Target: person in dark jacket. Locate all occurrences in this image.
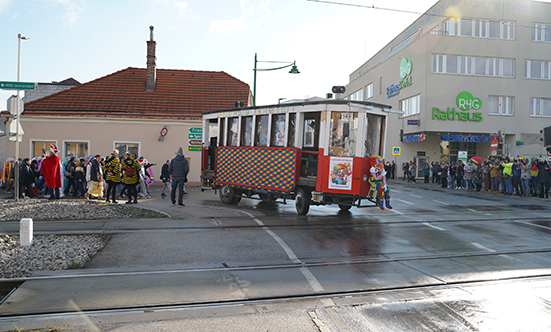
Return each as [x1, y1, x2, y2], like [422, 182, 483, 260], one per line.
[122, 152, 141, 204]
[104, 149, 121, 203]
[536, 158, 550, 198]
[85, 155, 104, 200]
[160, 160, 171, 198]
[19, 158, 35, 198]
[169, 147, 190, 206]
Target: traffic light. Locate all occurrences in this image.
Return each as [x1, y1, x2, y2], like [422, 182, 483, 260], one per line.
[540, 126, 551, 146]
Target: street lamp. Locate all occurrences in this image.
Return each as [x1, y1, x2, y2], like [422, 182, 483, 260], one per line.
[14, 33, 30, 201]
[253, 53, 299, 106]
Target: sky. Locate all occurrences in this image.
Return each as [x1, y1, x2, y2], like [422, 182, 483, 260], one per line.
[0, 0, 542, 110]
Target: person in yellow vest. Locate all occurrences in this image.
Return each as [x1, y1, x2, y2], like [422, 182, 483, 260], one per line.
[104, 149, 121, 203]
[122, 152, 141, 204]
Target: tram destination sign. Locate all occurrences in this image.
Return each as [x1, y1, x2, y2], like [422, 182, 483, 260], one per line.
[0, 81, 37, 91]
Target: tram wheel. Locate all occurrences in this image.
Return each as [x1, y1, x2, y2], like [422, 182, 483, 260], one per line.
[338, 204, 352, 211]
[295, 188, 311, 215]
[219, 185, 237, 204]
[231, 195, 242, 204]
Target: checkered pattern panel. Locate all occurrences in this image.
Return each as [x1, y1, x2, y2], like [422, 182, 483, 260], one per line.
[216, 147, 296, 192]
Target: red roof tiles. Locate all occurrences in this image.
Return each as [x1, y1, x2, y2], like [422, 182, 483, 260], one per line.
[23, 67, 250, 119]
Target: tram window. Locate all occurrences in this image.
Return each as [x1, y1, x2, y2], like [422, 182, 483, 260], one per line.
[219, 118, 225, 146]
[365, 114, 383, 157]
[241, 116, 253, 146]
[304, 119, 316, 148]
[271, 114, 286, 147]
[329, 112, 358, 157]
[287, 113, 296, 147]
[228, 117, 239, 146]
[255, 115, 268, 146]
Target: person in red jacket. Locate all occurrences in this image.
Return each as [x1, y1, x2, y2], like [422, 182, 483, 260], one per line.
[41, 144, 61, 199]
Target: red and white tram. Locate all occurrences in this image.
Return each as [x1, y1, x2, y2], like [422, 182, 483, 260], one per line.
[200, 100, 392, 215]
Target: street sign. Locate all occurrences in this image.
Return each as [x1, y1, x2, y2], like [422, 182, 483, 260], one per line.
[8, 120, 24, 142]
[188, 139, 202, 146]
[7, 95, 23, 116]
[189, 127, 202, 134]
[188, 146, 202, 152]
[189, 133, 202, 140]
[0, 81, 37, 91]
[407, 119, 419, 126]
[392, 146, 401, 156]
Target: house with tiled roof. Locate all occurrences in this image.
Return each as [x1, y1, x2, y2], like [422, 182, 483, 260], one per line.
[4, 27, 251, 185]
[24, 78, 81, 103]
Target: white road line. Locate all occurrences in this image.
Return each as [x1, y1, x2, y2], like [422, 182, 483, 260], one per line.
[409, 194, 422, 198]
[422, 222, 446, 231]
[515, 220, 551, 231]
[391, 209, 403, 215]
[467, 208, 477, 213]
[239, 210, 326, 292]
[434, 200, 450, 205]
[472, 242, 520, 261]
[396, 199, 414, 205]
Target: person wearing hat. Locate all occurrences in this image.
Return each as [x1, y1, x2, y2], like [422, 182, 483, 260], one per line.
[169, 147, 189, 206]
[41, 144, 62, 199]
[160, 159, 172, 198]
[104, 149, 121, 203]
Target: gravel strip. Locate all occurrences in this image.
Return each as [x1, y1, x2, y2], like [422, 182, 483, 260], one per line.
[0, 200, 165, 278]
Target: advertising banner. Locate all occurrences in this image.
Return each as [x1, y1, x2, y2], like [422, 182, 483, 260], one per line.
[328, 157, 353, 191]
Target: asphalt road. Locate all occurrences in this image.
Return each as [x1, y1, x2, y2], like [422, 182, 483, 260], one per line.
[1, 181, 551, 331]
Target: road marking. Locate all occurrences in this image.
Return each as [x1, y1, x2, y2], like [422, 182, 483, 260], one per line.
[468, 208, 492, 216]
[409, 194, 422, 198]
[422, 222, 445, 231]
[391, 209, 403, 215]
[434, 200, 450, 205]
[515, 220, 551, 231]
[467, 208, 477, 213]
[239, 211, 326, 292]
[396, 199, 413, 205]
[472, 242, 520, 261]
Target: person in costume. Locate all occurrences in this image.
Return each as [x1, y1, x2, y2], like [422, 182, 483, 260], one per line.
[41, 144, 61, 199]
[104, 149, 121, 203]
[368, 156, 392, 210]
[122, 152, 141, 204]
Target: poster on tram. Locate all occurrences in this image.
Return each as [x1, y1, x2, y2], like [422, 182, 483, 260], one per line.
[328, 157, 353, 191]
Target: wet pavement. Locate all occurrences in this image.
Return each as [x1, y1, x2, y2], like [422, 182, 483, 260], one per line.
[1, 181, 551, 331]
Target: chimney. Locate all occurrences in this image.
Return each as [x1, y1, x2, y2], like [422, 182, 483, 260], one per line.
[145, 26, 157, 91]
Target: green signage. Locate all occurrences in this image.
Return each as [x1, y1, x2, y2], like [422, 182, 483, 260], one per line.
[0, 81, 37, 91]
[433, 91, 483, 122]
[188, 146, 202, 152]
[189, 127, 202, 134]
[189, 133, 202, 140]
[399, 58, 413, 79]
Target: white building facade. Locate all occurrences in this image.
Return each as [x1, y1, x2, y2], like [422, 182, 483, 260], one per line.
[346, 0, 551, 174]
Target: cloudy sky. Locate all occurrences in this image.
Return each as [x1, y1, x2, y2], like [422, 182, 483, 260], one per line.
[1, 0, 541, 109]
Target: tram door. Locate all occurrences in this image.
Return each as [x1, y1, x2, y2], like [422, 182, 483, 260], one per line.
[301, 112, 321, 177]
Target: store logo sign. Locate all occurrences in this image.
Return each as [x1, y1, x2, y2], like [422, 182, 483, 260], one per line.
[432, 91, 483, 122]
[387, 58, 413, 98]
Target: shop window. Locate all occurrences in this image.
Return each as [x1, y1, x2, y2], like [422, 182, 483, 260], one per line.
[241, 116, 253, 146]
[270, 114, 286, 147]
[329, 112, 358, 157]
[64, 141, 89, 159]
[227, 117, 239, 146]
[32, 141, 56, 158]
[255, 115, 268, 147]
[115, 142, 139, 157]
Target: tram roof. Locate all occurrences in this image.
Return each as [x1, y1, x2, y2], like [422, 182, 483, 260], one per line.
[202, 99, 393, 116]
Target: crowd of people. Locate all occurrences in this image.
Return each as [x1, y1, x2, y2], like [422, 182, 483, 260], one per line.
[401, 156, 551, 198]
[2, 144, 173, 204]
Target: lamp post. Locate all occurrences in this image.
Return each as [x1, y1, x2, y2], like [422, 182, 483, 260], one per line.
[14, 33, 30, 201]
[253, 53, 299, 106]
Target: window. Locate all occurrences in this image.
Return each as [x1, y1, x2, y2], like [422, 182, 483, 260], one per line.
[64, 141, 89, 159]
[444, 18, 514, 40]
[255, 115, 268, 147]
[241, 116, 253, 146]
[532, 23, 551, 42]
[525, 60, 551, 79]
[227, 117, 238, 146]
[488, 96, 514, 116]
[530, 98, 551, 117]
[32, 141, 56, 158]
[270, 114, 286, 147]
[329, 112, 358, 157]
[287, 113, 296, 147]
[366, 83, 373, 99]
[432, 54, 514, 78]
[350, 89, 363, 101]
[400, 95, 420, 117]
[115, 142, 139, 157]
[365, 114, 384, 157]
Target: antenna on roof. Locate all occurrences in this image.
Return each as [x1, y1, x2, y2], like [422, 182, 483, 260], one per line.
[149, 26, 154, 41]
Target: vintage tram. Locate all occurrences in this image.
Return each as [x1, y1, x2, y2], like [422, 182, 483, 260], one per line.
[200, 99, 393, 215]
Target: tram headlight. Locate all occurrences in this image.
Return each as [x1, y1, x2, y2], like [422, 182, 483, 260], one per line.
[363, 175, 368, 182]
